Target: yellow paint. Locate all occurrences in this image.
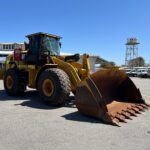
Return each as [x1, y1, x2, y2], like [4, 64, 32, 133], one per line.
[52, 57, 81, 91]
[82, 54, 90, 77]
[52, 54, 91, 91]
[5, 54, 14, 70]
[6, 75, 14, 89]
[42, 79, 54, 96]
[28, 69, 38, 88]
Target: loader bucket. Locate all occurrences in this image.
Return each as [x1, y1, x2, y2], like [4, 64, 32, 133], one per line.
[75, 69, 149, 126]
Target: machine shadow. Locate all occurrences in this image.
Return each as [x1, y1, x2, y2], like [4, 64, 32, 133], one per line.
[19, 94, 76, 110]
[62, 111, 106, 124]
[0, 89, 76, 110]
[0, 89, 31, 101]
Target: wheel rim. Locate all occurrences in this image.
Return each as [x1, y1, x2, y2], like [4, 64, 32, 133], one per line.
[6, 75, 14, 89]
[42, 79, 54, 97]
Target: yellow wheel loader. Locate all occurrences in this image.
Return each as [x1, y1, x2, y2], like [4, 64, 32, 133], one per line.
[0, 32, 149, 126]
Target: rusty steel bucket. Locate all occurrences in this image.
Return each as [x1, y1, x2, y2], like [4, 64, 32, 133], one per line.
[75, 69, 149, 126]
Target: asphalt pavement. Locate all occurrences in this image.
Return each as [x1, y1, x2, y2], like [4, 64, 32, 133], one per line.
[0, 78, 150, 150]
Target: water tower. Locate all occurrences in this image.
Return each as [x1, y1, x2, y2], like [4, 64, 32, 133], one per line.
[125, 38, 139, 66]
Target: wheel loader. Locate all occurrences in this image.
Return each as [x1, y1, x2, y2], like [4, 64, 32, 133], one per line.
[0, 32, 149, 126]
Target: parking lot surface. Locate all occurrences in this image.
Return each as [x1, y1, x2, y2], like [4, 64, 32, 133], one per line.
[0, 78, 150, 150]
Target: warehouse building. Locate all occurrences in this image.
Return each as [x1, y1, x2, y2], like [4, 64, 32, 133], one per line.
[0, 42, 25, 62]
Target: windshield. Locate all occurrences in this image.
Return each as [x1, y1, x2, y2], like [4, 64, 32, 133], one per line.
[41, 36, 60, 55]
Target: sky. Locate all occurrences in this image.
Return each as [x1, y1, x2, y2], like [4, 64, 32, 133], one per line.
[0, 0, 150, 65]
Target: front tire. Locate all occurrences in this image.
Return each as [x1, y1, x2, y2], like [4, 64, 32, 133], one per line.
[37, 68, 71, 106]
[4, 69, 26, 96]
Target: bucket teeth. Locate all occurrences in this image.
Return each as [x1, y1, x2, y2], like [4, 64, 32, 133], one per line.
[135, 105, 145, 112]
[111, 119, 120, 127]
[106, 103, 149, 126]
[145, 103, 150, 107]
[121, 111, 132, 120]
[132, 108, 141, 114]
[131, 105, 141, 114]
[115, 113, 127, 123]
[125, 109, 137, 117]
[140, 104, 149, 109]
[113, 118, 120, 123]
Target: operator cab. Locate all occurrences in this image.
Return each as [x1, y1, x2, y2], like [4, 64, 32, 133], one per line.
[25, 32, 61, 65]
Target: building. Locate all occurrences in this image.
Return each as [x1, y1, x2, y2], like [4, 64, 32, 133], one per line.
[0, 42, 25, 65]
[0, 42, 25, 51]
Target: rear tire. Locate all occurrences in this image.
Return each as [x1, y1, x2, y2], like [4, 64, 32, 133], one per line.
[37, 68, 71, 106]
[4, 69, 26, 96]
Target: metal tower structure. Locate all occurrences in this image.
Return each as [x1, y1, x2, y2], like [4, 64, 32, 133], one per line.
[125, 38, 139, 66]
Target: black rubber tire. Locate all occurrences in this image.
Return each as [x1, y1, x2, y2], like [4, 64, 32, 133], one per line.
[37, 68, 71, 106]
[4, 69, 26, 96]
